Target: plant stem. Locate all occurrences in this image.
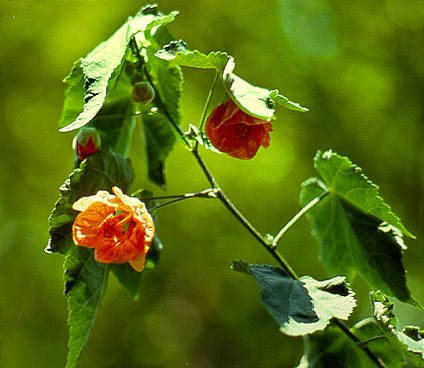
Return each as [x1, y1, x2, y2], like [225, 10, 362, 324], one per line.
[129, 37, 190, 147]
[332, 320, 388, 368]
[272, 191, 329, 249]
[148, 188, 217, 211]
[197, 70, 219, 132]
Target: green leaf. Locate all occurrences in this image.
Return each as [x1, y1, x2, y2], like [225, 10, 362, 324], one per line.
[300, 150, 416, 304]
[371, 291, 424, 367]
[142, 112, 176, 188]
[222, 57, 275, 120]
[296, 318, 406, 368]
[232, 262, 356, 336]
[64, 247, 108, 368]
[314, 150, 413, 238]
[269, 89, 309, 112]
[59, 5, 178, 132]
[155, 40, 230, 70]
[141, 18, 183, 187]
[46, 150, 134, 255]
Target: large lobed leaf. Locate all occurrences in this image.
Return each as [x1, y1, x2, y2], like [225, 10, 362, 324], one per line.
[46, 150, 134, 255]
[232, 262, 356, 336]
[64, 247, 108, 368]
[371, 291, 424, 367]
[59, 5, 178, 133]
[300, 150, 417, 305]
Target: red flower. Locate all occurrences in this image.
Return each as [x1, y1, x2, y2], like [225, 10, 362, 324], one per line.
[72, 186, 154, 272]
[205, 97, 273, 159]
[72, 127, 101, 160]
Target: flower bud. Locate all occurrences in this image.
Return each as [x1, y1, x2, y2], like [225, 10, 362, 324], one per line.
[72, 127, 101, 160]
[132, 81, 155, 104]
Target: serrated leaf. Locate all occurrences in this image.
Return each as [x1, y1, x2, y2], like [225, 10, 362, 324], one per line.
[269, 89, 309, 112]
[223, 57, 275, 121]
[64, 247, 108, 368]
[155, 40, 230, 70]
[46, 150, 134, 255]
[314, 150, 413, 238]
[300, 150, 416, 305]
[232, 262, 356, 336]
[59, 6, 178, 132]
[296, 318, 404, 368]
[371, 291, 424, 367]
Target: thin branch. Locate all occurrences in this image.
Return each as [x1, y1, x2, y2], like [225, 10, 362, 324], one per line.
[148, 188, 217, 211]
[197, 69, 219, 132]
[272, 191, 329, 249]
[332, 320, 388, 368]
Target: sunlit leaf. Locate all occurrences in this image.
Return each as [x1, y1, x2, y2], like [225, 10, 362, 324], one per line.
[371, 291, 424, 367]
[269, 89, 309, 112]
[59, 5, 178, 132]
[46, 151, 134, 255]
[222, 57, 275, 120]
[155, 40, 230, 70]
[232, 262, 356, 336]
[64, 247, 108, 368]
[300, 150, 417, 305]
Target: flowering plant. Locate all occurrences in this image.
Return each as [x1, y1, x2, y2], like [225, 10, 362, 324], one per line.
[46, 4, 423, 368]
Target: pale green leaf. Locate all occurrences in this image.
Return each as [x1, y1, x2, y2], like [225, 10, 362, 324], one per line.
[223, 57, 275, 120]
[269, 89, 309, 112]
[155, 40, 230, 70]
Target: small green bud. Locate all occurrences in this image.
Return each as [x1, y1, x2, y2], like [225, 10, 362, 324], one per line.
[132, 81, 155, 104]
[72, 127, 101, 160]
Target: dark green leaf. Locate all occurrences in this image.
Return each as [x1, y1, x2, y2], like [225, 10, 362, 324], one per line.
[232, 262, 356, 336]
[296, 318, 405, 368]
[141, 19, 182, 187]
[142, 112, 176, 188]
[155, 40, 230, 70]
[371, 291, 424, 367]
[46, 150, 134, 254]
[300, 150, 416, 305]
[64, 247, 108, 368]
[59, 6, 178, 132]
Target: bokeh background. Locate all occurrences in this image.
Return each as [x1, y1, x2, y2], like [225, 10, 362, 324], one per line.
[1, 1, 423, 367]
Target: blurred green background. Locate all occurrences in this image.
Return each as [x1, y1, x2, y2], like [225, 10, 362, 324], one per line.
[1, 1, 423, 367]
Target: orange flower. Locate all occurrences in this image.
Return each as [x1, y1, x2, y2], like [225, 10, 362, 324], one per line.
[205, 97, 273, 160]
[72, 186, 154, 272]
